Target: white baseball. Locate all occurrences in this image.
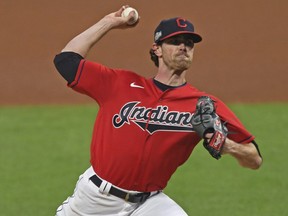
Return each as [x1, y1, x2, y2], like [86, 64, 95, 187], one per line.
[121, 7, 139, 25]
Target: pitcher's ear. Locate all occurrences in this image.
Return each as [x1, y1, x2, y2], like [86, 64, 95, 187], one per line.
[152, 43, 162, 57]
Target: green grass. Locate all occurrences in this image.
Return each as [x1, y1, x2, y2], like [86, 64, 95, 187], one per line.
[0, 103, 287, 216]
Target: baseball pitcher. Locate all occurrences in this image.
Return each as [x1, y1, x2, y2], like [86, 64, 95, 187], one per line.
[53, 5, 262, 216]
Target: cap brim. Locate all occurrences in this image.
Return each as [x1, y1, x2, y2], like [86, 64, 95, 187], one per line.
[160, 31, 202, 43]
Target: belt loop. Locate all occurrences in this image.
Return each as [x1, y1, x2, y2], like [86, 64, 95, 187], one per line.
[125, 193, 130, 201]
[104, 182, 112, 195]
[99, 180, 112, 195]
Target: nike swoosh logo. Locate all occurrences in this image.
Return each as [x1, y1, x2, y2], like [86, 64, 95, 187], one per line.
[130, 82, 144, 89]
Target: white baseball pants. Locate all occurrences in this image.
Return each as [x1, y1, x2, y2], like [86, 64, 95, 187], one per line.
[56, 166, 188, 216]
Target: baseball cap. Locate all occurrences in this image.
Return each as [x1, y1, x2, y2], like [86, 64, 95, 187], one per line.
[154, 17, 202, 44]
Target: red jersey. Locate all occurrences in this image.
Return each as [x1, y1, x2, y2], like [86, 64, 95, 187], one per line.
[69, 60, 254, 192]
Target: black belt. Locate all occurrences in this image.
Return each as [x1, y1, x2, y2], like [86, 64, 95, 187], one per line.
[89, 175, 151, 203]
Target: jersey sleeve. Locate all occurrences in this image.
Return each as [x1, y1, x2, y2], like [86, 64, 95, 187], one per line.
[212, 97, 255, 144]
[53, 52, 84, 84]
[68, 60, 120, 105]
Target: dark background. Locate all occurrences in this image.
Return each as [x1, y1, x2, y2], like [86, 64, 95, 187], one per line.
[1, 0, 287, 105]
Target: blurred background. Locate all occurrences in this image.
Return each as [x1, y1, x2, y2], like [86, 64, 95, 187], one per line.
[1, 0, 287, 105]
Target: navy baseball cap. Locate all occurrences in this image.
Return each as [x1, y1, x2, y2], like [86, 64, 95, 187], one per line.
[154, 17, 202, 44]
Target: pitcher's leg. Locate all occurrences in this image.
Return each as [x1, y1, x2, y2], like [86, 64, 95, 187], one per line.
[131, 192, 188, 216]
[55, 167, 139, 216]
[55, 174, 84, 216]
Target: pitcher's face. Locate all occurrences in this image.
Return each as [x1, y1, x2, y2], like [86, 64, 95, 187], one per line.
[160, 35, 195, 71]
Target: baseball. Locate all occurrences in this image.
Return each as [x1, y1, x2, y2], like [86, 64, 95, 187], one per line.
[121, 7, 139, 25]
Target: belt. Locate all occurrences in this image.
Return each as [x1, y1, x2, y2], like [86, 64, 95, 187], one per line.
[89, 175, 151, 203]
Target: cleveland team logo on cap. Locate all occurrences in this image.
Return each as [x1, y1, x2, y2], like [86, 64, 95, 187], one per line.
[176, 18, 188, 28]
[154, 17, 202, 44]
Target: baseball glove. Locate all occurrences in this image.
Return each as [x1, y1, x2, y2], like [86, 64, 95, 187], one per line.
[191, 96, 228, 159]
